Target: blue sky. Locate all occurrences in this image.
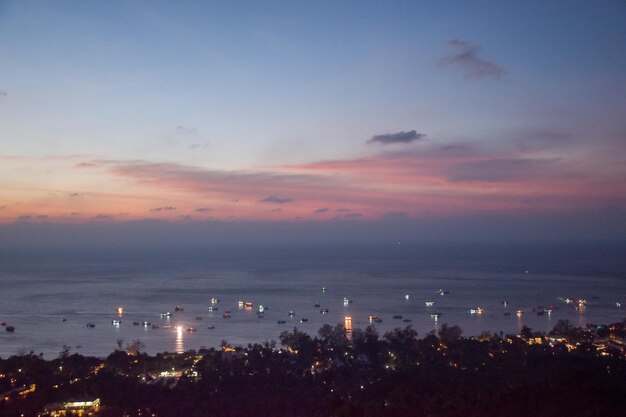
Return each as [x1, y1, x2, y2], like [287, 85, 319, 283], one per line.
[0, 1, 625, 244]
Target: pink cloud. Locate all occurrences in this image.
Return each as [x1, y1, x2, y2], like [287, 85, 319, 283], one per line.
[71, 141, 625, 223]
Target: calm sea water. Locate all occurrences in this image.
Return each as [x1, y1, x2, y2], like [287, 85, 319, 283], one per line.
[0, 243, 624, 358]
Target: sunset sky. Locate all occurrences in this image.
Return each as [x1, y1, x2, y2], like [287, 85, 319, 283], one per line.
[1, 1, 625, 245]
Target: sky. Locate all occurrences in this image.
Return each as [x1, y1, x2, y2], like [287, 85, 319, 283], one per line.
[0, 1, 625, 246]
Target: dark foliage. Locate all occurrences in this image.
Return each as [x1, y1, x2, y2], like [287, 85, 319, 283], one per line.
[1, 321, 625, 417]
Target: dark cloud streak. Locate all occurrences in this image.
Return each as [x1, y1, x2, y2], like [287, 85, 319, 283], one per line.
[261, 196, 293, 204]
[367, 130, 426, 145]
[439, 39, 505, 79]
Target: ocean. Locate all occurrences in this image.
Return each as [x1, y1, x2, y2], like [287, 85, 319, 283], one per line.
[0, 242, 624, 358]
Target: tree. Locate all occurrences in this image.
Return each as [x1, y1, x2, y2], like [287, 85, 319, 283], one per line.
[279, 327, 316, 365]
[384, 326, 419, 368]
[551, 319, 575, 337]
[438, 323, 462, 344]
[520, 325, 533, 340]
[58, 345, 71, 359]
[318, 324, 348, 351]
[126, 339, 145, 356]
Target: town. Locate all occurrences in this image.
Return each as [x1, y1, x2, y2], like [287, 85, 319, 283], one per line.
[1, 319, 625, 417]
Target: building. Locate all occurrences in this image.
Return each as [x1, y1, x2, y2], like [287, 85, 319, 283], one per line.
[38, 398, 101, 416]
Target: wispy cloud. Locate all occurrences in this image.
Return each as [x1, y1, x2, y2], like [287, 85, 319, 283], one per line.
[176, 126, 197, 134]
[367, 130, 426, 145]
[93, 214, 114, 220]
[150, 206, 177, 212]
[439, 39, 505, 79]
[69, 192, 82, 197]
[15, 214, 48, 221]
[73, 132, 625, 222]
[261, 196, 293, 204]
[75, 162, 98, 168]
[445, 157, 561, 182]
[190, 143, 210, 150]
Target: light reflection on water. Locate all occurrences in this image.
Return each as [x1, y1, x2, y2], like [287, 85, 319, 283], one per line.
[175, 326, 184, 354]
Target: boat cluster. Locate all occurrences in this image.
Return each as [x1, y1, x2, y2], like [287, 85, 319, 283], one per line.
[1, 321, 15, 333]
[25, 287, 621, 338]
